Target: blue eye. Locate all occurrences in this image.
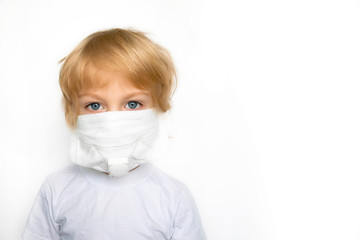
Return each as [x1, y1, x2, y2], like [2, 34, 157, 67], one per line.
[126, 101, 140, 109]
[88, 103, 102, 111]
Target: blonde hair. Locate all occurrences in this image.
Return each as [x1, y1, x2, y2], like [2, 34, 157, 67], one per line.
[59, 28, 177, 128]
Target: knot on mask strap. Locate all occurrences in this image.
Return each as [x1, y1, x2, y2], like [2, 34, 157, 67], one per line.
[107, 157, 129, 177]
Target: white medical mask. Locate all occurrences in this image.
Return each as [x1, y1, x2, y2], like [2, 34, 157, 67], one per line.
[70, 109, 160, 177]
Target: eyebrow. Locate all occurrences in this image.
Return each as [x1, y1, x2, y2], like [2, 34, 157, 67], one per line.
[79, 91, 149, 99]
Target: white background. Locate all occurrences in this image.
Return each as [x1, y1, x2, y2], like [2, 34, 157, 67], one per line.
[1, 0, 360, 239]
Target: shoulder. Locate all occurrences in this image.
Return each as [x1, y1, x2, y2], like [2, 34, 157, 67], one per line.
[143, 164, 196, 215]
[147, 164, 188, 193]
[40, 164, 83, 197]
[142, 164, 191, 205]
[46, 164, 81, 183]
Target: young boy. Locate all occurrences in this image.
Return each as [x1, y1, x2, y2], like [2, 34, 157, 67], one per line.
[22, 28, 206, 240]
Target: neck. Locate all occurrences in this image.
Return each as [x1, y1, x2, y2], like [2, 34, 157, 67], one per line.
[102, 165, 140, 175]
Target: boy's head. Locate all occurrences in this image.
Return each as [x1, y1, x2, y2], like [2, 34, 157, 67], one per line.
[59, 28, 176, 128]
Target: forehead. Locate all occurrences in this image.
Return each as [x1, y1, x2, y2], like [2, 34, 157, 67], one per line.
[80, 63, 146, 93]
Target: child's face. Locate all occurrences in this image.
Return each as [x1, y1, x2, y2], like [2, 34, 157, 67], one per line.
[78, 69, 153, 115]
